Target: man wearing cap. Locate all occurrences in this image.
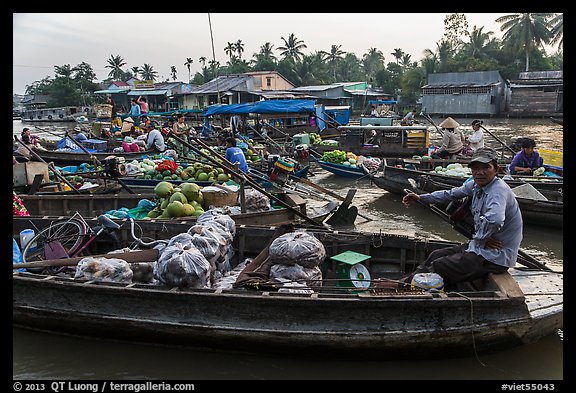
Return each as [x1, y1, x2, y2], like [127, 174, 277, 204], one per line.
[432, 117, 466, 159]
[144, 122, 166, 153]
[466, 120, 485, 153]
[402, 147, 523, 288]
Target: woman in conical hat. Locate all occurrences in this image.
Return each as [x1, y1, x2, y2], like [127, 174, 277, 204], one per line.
[438, 116, 460, 129]
[432, 117, 465, 159]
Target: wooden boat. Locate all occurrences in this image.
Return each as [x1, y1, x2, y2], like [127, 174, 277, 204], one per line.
[311, 125, 431, 158]
[415, 175, 563, 229]
[12, 217, 562, 358]
[34, 147, 157, 167]
[315, 160, 365, 178]
[365, 159, 563, 197]
[15, 191, 336, 227]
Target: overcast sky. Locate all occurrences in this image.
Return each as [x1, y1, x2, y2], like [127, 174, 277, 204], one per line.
[13, 13, 530, 95]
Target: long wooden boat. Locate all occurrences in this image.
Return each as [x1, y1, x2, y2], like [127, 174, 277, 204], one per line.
[415, 175, 563, 229]
[35, 148, 157, 167]
[12, 217, 563, 358]
[315, 160, 365, 178]
[15, 191, 336, 227]
[365, 160, 563, 197]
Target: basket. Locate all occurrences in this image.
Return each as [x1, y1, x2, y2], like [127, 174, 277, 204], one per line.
[94, 104, 113, 118]
[202, 189, 238, 208]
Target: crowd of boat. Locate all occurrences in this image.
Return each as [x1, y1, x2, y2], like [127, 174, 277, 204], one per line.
[12, 105, 563, 358]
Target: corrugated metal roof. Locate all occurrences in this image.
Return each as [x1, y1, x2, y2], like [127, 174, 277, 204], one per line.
[194, 75, 251, 94]
[421, 82, 496, 88]
[127, 89, 170, 96]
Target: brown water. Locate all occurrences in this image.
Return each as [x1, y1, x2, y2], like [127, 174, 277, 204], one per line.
[12, 118, 564, 381]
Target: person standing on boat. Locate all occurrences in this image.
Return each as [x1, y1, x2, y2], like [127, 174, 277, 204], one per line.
[172, 114, 193, 156]
[402, 147, 522, 289]
[509, 138, 543, 175]
[129, 98, 142, 125]
[145, 122, 166, 153]
[225, 137, 249, 173]
[230, 114, 243, 136]
[432, 117, 465, 159]
[465, 119, 485, 154]
[137, 96, 148, 115]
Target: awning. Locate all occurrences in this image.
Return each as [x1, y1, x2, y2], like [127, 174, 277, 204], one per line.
[127, 89, 170, 96]
[204, 99, 316, 116]
[94, 89, 129, 94]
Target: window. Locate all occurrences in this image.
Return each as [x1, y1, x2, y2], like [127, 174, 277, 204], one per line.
[266, 77, 272, 88]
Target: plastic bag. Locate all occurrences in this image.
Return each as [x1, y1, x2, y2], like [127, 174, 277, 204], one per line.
[268, 231, 326, 268]
[154, 242, 211, 288]
[13, 238, 25, 272]
[270, 264, 322, 288]
[196, 209, 237, 237]
[244, 188, 270, 212]
[74, 257, 133, 283]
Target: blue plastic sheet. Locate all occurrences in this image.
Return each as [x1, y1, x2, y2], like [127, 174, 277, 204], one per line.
[13, 238, 25, 272]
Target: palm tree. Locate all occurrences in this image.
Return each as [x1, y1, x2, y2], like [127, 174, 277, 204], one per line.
[140, 64, 158, 81]
[461, 26, 494, 59]
[105, 55, 126, 80]
[224, 42, 236, 61]
[235, 39, 245, 59]
[130, 66, 141, 79]
[184, 57, 193, 82]
[323, 44, 346, 81]
[170, 66, 177, 81]
[391, 48, 404, 64]
[362, 48, 385, 81]
[496, 13, 554, 72]
[549, 13, 563, 50]
[199, 56, 207, 67]
[277, 33, 307, 61]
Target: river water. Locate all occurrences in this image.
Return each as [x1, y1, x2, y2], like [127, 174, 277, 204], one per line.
[12, 118, 564, 381]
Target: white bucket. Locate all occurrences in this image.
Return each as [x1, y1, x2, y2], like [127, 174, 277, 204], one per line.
[20, 229, 36, 250]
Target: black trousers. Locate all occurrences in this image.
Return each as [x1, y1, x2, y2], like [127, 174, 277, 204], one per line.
[416, 244, 508, 286]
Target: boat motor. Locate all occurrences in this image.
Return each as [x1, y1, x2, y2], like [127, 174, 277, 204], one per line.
[101, 156, 127, 177]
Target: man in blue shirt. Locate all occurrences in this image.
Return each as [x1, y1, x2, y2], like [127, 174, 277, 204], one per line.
[224, 137, 249, 173]
[402, 147, 523, 287]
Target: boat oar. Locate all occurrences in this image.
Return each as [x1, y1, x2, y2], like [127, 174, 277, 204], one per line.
[402, 185, 556, 272]
[479, 125, 516, 156]
[169, 132, 324, 227]
[420, 112, 443, 137]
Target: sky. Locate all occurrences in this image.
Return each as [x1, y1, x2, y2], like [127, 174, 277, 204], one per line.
[13, 13, 535, 95]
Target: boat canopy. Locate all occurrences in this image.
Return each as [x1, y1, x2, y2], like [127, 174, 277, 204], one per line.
[368, 100, 397, 105]
[204, 99, 316, 116]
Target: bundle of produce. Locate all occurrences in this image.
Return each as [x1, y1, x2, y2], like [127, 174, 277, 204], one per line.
[321, 150, 347, 164]
[146, 181, 205, 219]
[269, 264, 322, 288]
[74, 257, 133, 283]
[244, 188, 270, 212]
[359, 156, 382, 171]
[268, 231, 326, 269]
[154, 241, 211, 288]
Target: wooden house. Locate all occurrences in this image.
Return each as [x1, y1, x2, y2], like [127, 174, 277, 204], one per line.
[420, 71, 508, 117]
[508, 71, 563, 117]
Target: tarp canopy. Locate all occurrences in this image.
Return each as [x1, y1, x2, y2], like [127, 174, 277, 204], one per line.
[204, 99, 316, 116]
[368, 100, 397, 105]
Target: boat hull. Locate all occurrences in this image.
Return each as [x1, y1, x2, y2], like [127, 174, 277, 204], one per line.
[316, 160, 365, 178]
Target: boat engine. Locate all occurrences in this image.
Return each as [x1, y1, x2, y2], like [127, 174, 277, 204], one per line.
[101, 155, 127, 177]
[267, 155, 297, 185]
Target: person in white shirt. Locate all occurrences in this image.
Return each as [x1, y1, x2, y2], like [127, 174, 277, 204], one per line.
[467, 120, 485, 152]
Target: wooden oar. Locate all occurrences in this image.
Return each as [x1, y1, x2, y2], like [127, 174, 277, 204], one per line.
[402, 186, 557, 272]
[420, 112, 443, 136]
[479, 125, 516, 156]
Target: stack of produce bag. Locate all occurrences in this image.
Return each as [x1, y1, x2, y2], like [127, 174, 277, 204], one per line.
[74, 257, 133, 283]
[267, 231, 325, 290]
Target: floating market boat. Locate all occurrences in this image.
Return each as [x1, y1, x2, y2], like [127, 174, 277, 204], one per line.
[365, 158, 563, 197]
[12, 217, 563, 358]
[315, 160, 365, 178]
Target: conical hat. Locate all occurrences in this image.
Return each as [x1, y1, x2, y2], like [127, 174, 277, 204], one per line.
[439, 117, 460, 129]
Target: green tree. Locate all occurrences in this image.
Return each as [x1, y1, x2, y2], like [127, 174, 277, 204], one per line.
[362, 48, 385, 81]
[549, 13, 563, 51]
[224, 42, 236, 61]
[322, 44, 346, 81]
[251, 42, 277, 71]
[277, 33, 307, 62]
[443, 13, 469, 51]
[105, 55, 126, 80]
[140, 64, 158, 81]
[391, 48, 404, 64]
[496, 13, 554, 71]
[184, 57, 194, 82]
[170, 66, 177, 81]
[235, 39, 245, 59]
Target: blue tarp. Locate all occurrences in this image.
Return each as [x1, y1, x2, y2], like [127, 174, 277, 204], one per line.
[204, 99, 316, 116]
[368, 100, 397, 105]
